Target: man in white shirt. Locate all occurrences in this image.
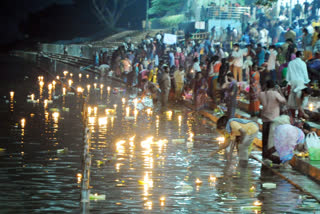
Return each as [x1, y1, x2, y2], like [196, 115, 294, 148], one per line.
[267, 45, 278, 82]
[259, 27, 269, 46]
[286, 51, 310, 84]
[231, 44, 247, 82]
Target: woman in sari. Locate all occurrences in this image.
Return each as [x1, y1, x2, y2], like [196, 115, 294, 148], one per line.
[274, 124, 305, 167]
[193, 71, 208, 110]
[249, 63, 261, 116]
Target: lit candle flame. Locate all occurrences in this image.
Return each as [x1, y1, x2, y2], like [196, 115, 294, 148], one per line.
[56, 75, 60, 80]
[87, 84, 91, 92]
[79, 73, 82, 79]
[126, 107, 130, 117]
[52, 112, 60, 122]
[133, 98, 138, 108]
[309, 103, 314, 111]
[77, 87, 83, 93]
[253, 200, 262, 206]
[86, 74, 90, 79]
[20, 118, 26, 128]
[93, 107, 98, 115]
[10, 91, 14, 98]
[88, 107, 92, 115]
[44, 99, 48, 108]
[217, 136, 225, 144]
[122, 98, 126, 104]
[68, 79, 73, 87]
[77, 173, 82, 183]
[98, 117, 108, 126]
[30, 94, 34, 101]
[209, 175, 216, 182]
[107, 86, 111, 92]
[62, 87, 66, 95]
[100, 84, 104, 89]
[48, 83, 52, 91]
[52, 80, 56, 87]
[195, 178, 202, 185]
[63, 71, 68, 76]
[70, 73, 73, 77]
[94, 83, 97, 89]
[39, 81, 44, 87]
[160, 197, 166, 206]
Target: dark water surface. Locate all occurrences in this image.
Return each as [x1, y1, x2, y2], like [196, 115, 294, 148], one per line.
[0, 55, 319, 213]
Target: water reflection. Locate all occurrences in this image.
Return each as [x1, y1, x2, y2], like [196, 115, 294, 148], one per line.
[2, 58, 319, 213]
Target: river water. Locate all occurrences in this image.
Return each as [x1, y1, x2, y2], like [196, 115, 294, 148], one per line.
[0, 55, 319, 213]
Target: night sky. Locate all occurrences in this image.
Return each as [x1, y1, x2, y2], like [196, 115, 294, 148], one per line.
[0, 0, 146, 46]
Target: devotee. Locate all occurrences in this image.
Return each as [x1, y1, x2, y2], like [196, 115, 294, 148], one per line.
[248, 63, 261, 117]
[231, 44, 247, 82]
[258, 80, 286, 159]
[173, 66, 185, 101]
[273, 124, 306, 168]
[286, 51, 310, 84]
[222, 72, 238, 119]
[212, 116, 259, 167]
[301, 28, 313, 60]
[193, 71, 208, 110]
[159, 64, 171, 110]
[287, 80, 312, 120]
[141, 77, 161, 109]
[266, 45, 278, 83]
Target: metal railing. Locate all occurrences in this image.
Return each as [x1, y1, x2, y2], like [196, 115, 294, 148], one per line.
[207, 6, 250, 20]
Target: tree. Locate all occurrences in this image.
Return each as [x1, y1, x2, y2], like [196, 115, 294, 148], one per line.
[149, 0, 185, 17]
[91, 0, 135, 29]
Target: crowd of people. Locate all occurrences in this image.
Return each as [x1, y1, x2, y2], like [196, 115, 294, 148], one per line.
[93, 7, 320, 167]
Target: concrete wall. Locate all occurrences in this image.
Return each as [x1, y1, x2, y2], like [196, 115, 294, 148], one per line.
[41, 43, 110, 60]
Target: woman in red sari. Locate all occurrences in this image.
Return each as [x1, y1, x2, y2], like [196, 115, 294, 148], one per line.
[193, 71, 208, 110]
[249, 63, 261, 116]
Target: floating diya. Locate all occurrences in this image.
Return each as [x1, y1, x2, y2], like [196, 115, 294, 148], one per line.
[76, 173, 82, 183]
[77, 87, 83, 93]
[209, 175, 217, 182]
[195, 178, 202, 185]
[68, 79, 73, 87]
[39, 81, 44, 87]
[308, 103, 314, 111]
[160, 197, 166, 206]
[20, 118, 26, 128]
[253, 200, 262, 206]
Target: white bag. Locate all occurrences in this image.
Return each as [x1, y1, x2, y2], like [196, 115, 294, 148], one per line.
[305, 132, 320, 149]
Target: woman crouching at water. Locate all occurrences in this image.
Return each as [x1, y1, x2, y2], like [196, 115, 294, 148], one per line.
[211, 116, 259, 167]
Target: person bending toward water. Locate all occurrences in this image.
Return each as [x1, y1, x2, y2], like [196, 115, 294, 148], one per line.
[211, 116, 259, 167]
